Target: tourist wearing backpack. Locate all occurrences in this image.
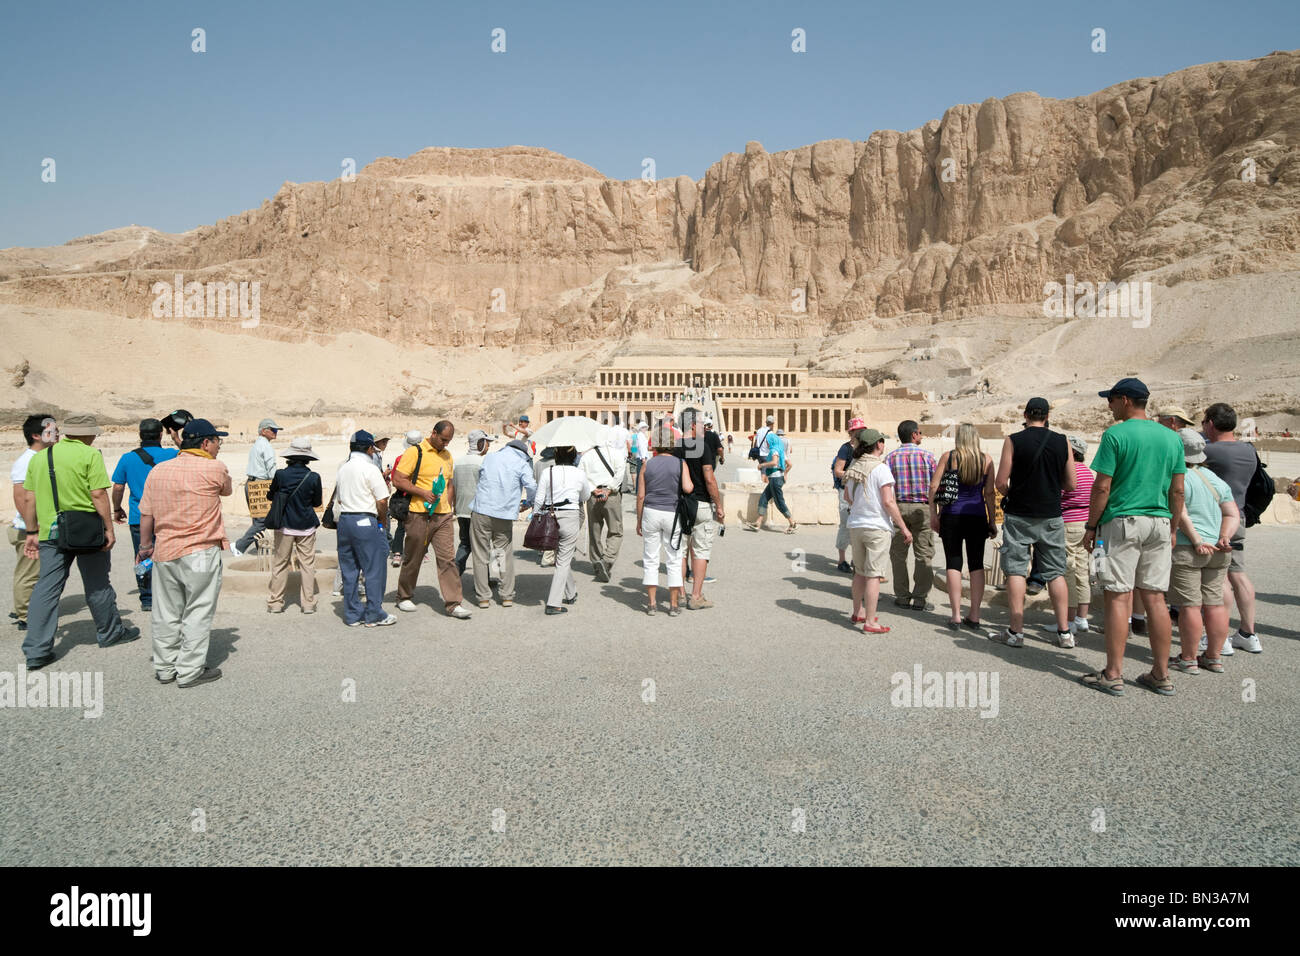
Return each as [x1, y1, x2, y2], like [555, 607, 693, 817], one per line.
[110, 418, 179, 612]
[1203, 402, 1265, 653]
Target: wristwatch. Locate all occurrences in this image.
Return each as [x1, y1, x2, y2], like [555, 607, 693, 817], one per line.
[1084, 524, 1098, 531]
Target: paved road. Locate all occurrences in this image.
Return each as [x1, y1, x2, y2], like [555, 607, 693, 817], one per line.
[2, 510, 1296, 865]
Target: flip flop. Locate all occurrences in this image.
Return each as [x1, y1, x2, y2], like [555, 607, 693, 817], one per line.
[862, 621, 891, 634]
[785, 524, 798, 534]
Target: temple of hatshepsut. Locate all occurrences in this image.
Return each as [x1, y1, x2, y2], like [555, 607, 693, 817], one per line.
[527, 357, 928, 435]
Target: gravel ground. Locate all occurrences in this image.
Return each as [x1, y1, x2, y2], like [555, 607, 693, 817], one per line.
[2, 485, 1296, 866]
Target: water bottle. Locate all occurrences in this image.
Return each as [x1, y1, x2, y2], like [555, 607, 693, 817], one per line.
[1089, 538, 1106, 588]
[135, 557, 153, 577]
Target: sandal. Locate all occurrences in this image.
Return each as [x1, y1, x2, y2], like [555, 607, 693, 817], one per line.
[850, 612, 866, 624]
[1197, 654, 1225, 674]
[785, 524, 797, 534]
[1136, 671, 1176, 696]
[862, 620, 891, 634]
[945, 620, 961, 631]
[960, 618, 983, 631]
[1168, 656, 1200, 675]
[1079, 670, 1125, 696]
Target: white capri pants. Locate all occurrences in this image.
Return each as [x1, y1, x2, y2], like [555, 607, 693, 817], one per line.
[641, 506, 685, 587]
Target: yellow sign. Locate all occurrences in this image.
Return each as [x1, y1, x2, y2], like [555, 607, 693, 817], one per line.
[246, 479, 273, 519]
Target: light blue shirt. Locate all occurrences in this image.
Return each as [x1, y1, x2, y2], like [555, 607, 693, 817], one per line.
[1179, 465, 1234, 546]
[246, 435, 276, 479]
[469, 442, 537, 520]
[762, 435, 786, 476]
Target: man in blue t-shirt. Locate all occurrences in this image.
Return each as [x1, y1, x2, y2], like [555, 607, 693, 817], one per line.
[111, 418, 179, 611]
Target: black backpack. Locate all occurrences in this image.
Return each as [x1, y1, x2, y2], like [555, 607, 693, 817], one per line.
[1243, 452, 1275, 527]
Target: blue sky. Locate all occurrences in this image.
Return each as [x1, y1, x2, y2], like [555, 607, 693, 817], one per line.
[1, 0, 1295, 247]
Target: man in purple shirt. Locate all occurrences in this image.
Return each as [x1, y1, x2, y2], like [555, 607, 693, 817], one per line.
[884, 420, 937, 609]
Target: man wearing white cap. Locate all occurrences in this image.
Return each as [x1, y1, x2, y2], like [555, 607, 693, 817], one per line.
[233, 416, 280, 555]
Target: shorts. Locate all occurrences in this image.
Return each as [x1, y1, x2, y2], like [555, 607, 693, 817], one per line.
[1168, 544, 1230, 607]
[850, 527, 891, 578]
[689, 504, 717, 560]
[1228, 526, 1245, 574]
[1097, 515, 1172, 593]
[999, 513, 1067, 581]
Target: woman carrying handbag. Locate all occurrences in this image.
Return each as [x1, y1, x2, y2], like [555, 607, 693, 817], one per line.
[537, 446, 592, 615]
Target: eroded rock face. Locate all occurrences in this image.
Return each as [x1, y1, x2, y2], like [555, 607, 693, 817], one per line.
[3, 52, 1298, 343]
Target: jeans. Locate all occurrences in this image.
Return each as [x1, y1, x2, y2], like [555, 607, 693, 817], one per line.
[129, 524, 152, 606]
[337, 514, 389, 624]
[757, 475, 791, 519]
[234, 481, 268, 552]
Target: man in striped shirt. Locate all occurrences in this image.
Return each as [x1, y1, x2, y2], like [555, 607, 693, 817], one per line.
[137, 419, 232, 688]
[884, 421, 937, 609]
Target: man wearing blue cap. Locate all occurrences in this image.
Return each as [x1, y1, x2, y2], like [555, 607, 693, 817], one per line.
[136, 418, 233, 688]
[1079, 378, 1186, 697]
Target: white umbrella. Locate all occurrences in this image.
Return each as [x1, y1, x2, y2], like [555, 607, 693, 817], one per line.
[530, 415, 606, 453]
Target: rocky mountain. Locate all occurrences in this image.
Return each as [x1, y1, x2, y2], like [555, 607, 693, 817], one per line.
[2, 50, 1297, 346]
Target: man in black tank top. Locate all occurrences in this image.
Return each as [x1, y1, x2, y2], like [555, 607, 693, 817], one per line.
[992, 398, 1076, 647]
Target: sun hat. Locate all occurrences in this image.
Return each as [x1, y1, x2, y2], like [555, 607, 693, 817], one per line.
[1067, 435, 1088, 457]
[283, 437, 318, 460]
[1157, 404, 1194, 426]
[404, 429, 422, 447]
[847, 417, 867, 431]
[62, 412, 102, 436]
[1180, 427, 1207, 464]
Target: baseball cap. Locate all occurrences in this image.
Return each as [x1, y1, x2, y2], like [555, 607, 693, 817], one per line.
[467, 429, 495, 447]
[1180, 427, 1207, 464]
[766, 415, 775, 424]
[1067, 435, 1088, 457]
[404, 429, 423, 447]
[1157, 404, 1194, 425]
[183, 419, 229, 440]
[518, 415, 530, 423]
[1098, 377, 1150, 400]
[258, 418, 281, 432]
[847, 416, 867, 431]
[351, 429, 376, 447]
[1025, 397, 1051, 416]
[139, 417, 164, 439]
[855, 427, 885, 447]
[160, 409, 194, 431]
[63, 412, 102, 436]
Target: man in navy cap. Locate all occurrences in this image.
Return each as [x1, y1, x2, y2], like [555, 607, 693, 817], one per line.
[136, 418, 233, 688]
[1079, 378, 1186, 697]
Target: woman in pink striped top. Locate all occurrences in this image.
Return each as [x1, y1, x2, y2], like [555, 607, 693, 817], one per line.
[1060, 435, 1095, 632]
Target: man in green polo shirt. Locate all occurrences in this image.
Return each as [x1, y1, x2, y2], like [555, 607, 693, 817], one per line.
[1078, 379, 1185, 698]
[20, 412, 137, 670]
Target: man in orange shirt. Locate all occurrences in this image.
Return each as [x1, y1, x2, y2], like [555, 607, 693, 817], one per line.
[136, 419, 233, 688]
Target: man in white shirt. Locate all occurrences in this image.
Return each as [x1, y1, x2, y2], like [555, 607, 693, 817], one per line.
[233, 416, 280, 555]
[9, 414, 55, 632]
[334, 430, 395, 627]
[581, 437, 627, 582]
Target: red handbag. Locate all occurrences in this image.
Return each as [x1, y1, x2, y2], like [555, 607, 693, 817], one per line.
[523, 470, 560, 551]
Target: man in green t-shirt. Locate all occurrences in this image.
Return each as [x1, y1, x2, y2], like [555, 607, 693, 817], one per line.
[20, 413, 137, 669]
[1078, 379, 1186, 698]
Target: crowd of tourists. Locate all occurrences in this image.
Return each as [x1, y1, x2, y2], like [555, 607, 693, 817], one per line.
[829, 379, 1268, 697]
[6, 379, 1273, 697]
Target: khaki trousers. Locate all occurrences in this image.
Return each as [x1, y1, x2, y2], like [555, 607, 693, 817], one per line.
[585, 491, 624, 578]
[890, 501, 935, 601]
[398, 511, 463, 610]
[8, 526, 39, 621]
[267, 530, 318, 612]
[471, 512, 516, 602]
[1064, 521, 1091, 607]
[152, 546, 223, 684]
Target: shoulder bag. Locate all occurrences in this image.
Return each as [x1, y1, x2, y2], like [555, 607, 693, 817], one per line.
[388, 445, 423, 523]
[265, 472, 314, 531]
[933, 453, 962, 508]
[46, 446, 107, 554]
[523, 469, 560, 551]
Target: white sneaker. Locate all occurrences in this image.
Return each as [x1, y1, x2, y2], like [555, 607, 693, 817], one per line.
[397, 599, 418, 612]
[1071, 617, 1090, 633]
[1231, 631, 1262, 654]
[330, 589, 342, 597]
[365, 614, 397, 627]
[448, 604, 472, 619]
[229, 545, 242, 557]
[1198, 634, 1208, 653]
[1221, 638, 1235, 656]
[1056, 629, 1075, 649]
[989, 628, 1024, 648]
